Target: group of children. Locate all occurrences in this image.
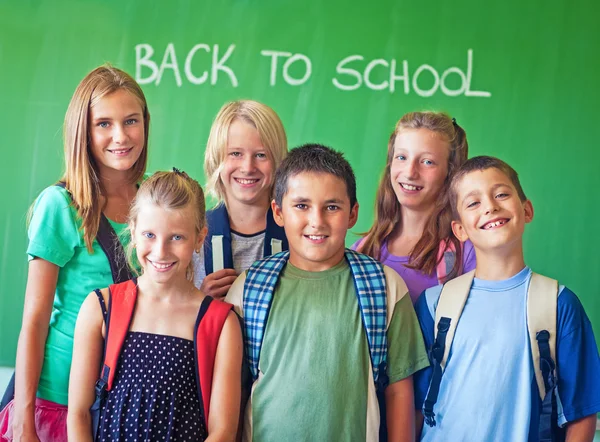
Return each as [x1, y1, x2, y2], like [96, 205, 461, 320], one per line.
[0, 64, 597, 442]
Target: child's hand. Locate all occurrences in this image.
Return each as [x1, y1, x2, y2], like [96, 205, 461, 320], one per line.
[11, 424, 41, 442]
[201, 269, 238, 299]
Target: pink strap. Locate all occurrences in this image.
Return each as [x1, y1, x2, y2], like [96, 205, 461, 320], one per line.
[436, 239, 462, 283]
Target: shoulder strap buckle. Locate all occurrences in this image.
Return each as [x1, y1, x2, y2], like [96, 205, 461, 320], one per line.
[94, 378, 108, 400]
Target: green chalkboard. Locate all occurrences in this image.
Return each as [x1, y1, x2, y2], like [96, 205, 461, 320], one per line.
[0, 0, 598, 365]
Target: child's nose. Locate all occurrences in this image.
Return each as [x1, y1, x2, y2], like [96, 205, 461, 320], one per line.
[240, 155, 256, 173]
[404, 160, 419, 179]
[152, 240, 168, 256]
[112, 124, 128, 144]
[309, 209, 324, 228]
[484, 199, 500, 214]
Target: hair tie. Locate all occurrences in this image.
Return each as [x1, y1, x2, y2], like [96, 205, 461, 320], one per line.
[172, 167, 190, 179]
[452, 117, 457, 126]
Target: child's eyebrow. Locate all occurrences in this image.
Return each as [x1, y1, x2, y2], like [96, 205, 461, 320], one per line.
[290, 197, 311, 203]
[324, 198, 345, 204]
[92, 112, 142, 121]
[490, 183, 512, 191]
[393, 147, 440, 156]
[461, 189, 480, 203]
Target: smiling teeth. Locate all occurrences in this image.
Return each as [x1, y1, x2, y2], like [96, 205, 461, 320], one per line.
[151, 261, 173, 269]
[307, 235, 325, 240]
[401, 183, 421, 191]
[484, 220, 506, 229]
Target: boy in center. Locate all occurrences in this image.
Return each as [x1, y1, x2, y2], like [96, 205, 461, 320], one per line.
[226, 143, 429, 441]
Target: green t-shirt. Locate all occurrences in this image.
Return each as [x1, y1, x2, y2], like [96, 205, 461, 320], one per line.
[27, 186, 129, 405]
[226, 259, 429, 442]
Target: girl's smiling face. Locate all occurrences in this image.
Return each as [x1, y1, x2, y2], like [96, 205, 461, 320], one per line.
[89, 89, 145, 178]
[133, 202, 203, 284]
[390, 128, 450, 213]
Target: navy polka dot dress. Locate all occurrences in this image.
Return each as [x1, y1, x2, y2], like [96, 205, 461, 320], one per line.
[95, 295, 206, 441]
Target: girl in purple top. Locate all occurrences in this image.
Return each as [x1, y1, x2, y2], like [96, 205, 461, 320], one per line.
[354, 112, 476, 302]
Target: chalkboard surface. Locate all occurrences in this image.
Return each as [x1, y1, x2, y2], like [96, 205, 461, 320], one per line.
[0, 0, 598, 364]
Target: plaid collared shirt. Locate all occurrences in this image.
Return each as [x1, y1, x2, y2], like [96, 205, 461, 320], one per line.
[243, 249, 388, 383]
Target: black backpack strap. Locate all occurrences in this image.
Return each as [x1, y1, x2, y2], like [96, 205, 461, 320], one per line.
[376, 360, 390, 442]
[94, 289, 109, 325]
[55, 182, 132, 284]
[90, 288, 111, 441]
[423, 317, 451, 427]
[537, 330, 564, 442]
[96, 213, 133, 284]
[90, 365, 109, 441]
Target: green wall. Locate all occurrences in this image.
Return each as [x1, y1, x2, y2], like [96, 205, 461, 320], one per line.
[0, 0, 598, 364]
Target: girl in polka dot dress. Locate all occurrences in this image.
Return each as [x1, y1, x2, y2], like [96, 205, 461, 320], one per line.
[67, 171, 244, 441]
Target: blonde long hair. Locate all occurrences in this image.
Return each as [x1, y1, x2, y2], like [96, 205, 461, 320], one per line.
[62, 65, 150, 252]
[361, 111, 469, 279]
[204, 100, 287, 203]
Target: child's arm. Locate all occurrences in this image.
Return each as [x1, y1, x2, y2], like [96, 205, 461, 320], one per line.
[554, 288, 600, 436]
[67, 291, 106, 442]
[565, 414, 597, 441]
[384, 268, 430, 442]
[386, 376, 415, 442]
[415, 410, 425, 439]
[206, 311, 244, 442]
[11, 259, 58, 442]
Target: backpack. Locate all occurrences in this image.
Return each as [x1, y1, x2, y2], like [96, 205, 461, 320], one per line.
[203, 204, 288, 274]
[242, 249, 390, 439]
[354, 236, 462, 285]
[90, 280, 233, 441]
[423, 270, 564, 442]
[0, 183, 132, 413]
[57, 181, 134, 283]
[435, 238, 464, 284]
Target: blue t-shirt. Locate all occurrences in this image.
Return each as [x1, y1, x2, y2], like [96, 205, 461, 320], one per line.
[414, 267, 600, 442]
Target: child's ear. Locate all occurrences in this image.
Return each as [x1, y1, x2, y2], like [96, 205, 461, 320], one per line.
[129, 222, 136, 240]
[196, 226, 208, 251]
[348, 202, 359, 228]
[271, 199, 284, 227]
[523, 200, 534, 224]
[451, 219, 469, 242]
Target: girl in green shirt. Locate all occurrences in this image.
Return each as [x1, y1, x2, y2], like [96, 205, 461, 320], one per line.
[0, 65, 150, 442]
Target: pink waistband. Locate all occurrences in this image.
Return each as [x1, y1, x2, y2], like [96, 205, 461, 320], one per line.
[34, 397, 68, 411]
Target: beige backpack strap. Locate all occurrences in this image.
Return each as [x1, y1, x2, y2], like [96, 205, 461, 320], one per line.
[527, 272, 558, 400]
[435, 270, 475, 368]
[211, 235, 224, 272]
[423, 270, 475, 427]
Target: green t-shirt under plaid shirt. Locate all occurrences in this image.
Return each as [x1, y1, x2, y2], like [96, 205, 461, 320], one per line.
[226, 258, 429, 441]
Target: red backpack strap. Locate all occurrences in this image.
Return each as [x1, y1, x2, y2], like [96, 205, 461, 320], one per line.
[194, 296, 234, 430]
[101, 279, 138, 391]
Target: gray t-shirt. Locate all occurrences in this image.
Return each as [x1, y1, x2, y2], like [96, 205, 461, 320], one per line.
[192, 230, 266, 288]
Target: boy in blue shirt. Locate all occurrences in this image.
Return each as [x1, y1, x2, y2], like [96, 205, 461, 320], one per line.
[414, 156, 600, 441]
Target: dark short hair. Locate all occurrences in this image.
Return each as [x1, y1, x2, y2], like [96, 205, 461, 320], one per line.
[274, 143, 357, 207]
[449, 155, 527, 219]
